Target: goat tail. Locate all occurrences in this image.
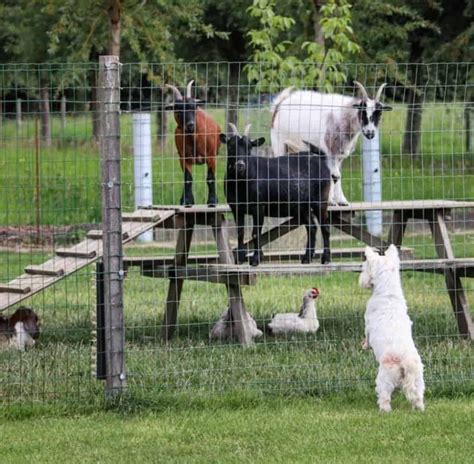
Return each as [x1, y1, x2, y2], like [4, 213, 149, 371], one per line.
[270, 87, 294, 115]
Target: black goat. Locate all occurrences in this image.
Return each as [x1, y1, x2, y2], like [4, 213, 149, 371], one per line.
[221, 124, 331, 266]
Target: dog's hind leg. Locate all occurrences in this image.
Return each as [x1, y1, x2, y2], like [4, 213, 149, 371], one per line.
[401, 358, 425, 411]
[376, 366, 398, 412]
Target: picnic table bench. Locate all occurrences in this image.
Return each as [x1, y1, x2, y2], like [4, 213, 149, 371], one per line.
[123, 200, 474, 344]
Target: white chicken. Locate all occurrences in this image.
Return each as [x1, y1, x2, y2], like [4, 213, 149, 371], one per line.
[210, 307, 263, 341]
[267, 288, 320, 335]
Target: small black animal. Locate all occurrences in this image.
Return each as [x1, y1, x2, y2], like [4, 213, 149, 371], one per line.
[221, 124, 331, 266]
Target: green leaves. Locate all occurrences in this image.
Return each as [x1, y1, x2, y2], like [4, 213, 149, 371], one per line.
[246, 0, 360, 93]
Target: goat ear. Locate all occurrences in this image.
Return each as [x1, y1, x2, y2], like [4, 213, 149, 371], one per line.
[164, 104, 175, 111]
[380, 103, 393, 111]
[194, 99, 207, 107]
[251, 137, 265, 147]
[219, 133, 228, 144]
[303, 140, 324, 156]
[352, 102, 365, 110]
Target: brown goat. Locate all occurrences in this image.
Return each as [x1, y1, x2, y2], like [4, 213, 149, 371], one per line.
[165, 80, 221, 206]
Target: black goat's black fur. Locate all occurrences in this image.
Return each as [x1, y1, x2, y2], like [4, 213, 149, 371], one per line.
[221, 133, 332, 266]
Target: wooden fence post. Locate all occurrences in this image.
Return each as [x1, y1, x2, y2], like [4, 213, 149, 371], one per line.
[99, 55, 126, 396]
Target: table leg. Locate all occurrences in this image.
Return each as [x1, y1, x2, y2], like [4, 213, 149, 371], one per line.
[212, 213, 255, 346]
[429, 209, 473, 339]
[161, 215, 194, 341]
[228, 284, 255, 347]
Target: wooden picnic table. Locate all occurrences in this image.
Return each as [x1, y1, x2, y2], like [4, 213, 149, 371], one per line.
[124, 200, 474, 344]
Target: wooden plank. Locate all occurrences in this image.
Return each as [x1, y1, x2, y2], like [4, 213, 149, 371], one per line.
[139, 265, 256, 285]
[0, 210, 175, 312]
[99, 54, 126, 395]
[124, 246, 415, 269]
[155, 200, 474, 215]
[56, 248, 97, 259]
[239, 217, 302, 257]
[122, 209, 167, 222]
[161, 215, 194, 341]
[0, 284, 31, 294]
[204, 259, 474, 276]
[330, 211, 391, 249]
[87, 230, 129, 240]
[430, 210, 474, 339]
[25, 265, 65, 277]
[228, 284, 255, 347]
[134, 259, 474, 281]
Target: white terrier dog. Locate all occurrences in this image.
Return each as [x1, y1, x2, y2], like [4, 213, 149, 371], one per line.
[359, 244, 425, 412]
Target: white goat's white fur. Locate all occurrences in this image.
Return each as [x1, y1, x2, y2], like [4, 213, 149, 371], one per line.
[270, 83, 388, 205]
[210, 308, 263, 341]
[360, 244, 425, 412]
[267, 288, 320, 335]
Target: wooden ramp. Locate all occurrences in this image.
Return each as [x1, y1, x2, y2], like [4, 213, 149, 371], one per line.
[0, 208, 174, 312]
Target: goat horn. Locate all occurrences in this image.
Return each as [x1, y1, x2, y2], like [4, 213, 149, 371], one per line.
[244, 124, 252, 137]
[375, 83, 387, 101]
[228, 123, 240, 136]
[186, 80, 194, 99]
[353, 81, 369, 100]
[165, 84, 183, 101]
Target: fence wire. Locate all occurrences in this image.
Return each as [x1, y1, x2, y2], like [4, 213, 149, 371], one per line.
[0, 61, 473, 404]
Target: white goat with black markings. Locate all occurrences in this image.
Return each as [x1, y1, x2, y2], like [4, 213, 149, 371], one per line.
[270, 82, 391, 205]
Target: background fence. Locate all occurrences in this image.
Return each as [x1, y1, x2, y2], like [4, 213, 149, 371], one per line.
[0, 60, 473, 403]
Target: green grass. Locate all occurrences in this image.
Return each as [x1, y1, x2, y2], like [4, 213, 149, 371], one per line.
[0, 230, 473, 404]
[1, 103, 473, 226]
[0, 396, 473, 463]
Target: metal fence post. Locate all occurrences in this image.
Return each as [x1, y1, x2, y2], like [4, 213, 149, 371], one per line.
[99, 55, 126, 396]
[362, 130, 383, 236]
[133, 112, 153, 242]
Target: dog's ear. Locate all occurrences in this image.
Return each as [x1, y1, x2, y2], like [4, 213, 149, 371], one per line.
[385, 244, 399, 261]
[364, 246, 377, 260]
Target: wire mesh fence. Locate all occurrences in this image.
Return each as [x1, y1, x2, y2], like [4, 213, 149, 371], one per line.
[0, 61, 473, 404]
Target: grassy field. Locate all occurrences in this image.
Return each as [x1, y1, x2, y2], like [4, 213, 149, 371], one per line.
[1, 396, 473, 463]
[0, 231, 473, 404]
[1, 102, 473, 226]
[0, 100, 473, 458]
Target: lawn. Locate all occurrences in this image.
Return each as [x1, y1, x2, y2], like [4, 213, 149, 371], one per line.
[1, 102, 473, 226]
[0, 396, 473, 463]
[0, 96, 473, 456]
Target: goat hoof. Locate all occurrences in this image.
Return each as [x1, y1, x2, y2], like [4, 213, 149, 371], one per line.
[250, 255, 261, 266]
[207, 197, 217, 207]
[180, 198, 194, 207]
[236, 250, 248, 264]
[337, 201, 349, 206]
[321, 254, 331, 265]
[301, 256, 311, 264]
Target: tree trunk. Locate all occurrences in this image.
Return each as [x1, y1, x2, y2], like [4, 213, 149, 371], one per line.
[16, 98, 22, 134]
[465, 104, 473, 162]
[91, 75, 100, 141]
[312, 0, 325, 47]
[226, 64, 240, 129]
[40, 86, 51, 146]
[402, 88, 423, 157]
[61, 95, 67, 135]
[108, 0, 121, 57]
[156, 104, 168, 152]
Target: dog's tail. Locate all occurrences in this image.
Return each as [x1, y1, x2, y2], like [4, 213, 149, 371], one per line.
[400, 356, 425, 411]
